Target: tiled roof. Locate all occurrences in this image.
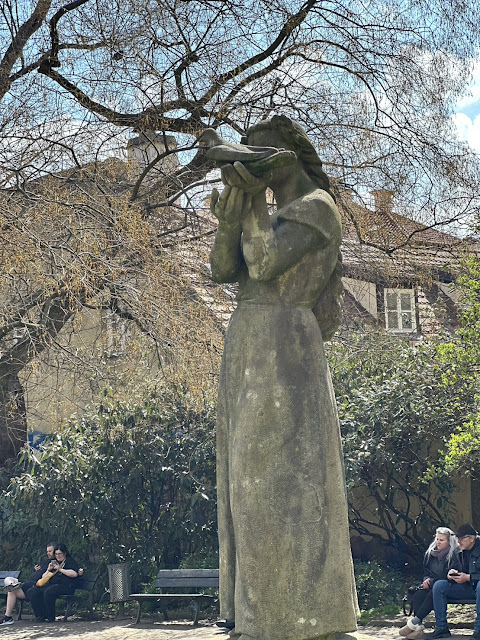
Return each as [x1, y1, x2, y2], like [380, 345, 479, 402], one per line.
[336, 190, 478, 284]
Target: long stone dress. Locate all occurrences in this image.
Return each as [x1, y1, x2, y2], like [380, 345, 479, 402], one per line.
[215, 189, 358, 640]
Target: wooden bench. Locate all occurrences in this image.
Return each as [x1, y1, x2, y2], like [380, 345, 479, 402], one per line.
[403, 592, 477, 616]
[130, 569, 219, 625]
[17, 572, 99, 621]
[446, 595, 477, 607]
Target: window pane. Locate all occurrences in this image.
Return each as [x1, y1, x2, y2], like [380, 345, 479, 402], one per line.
[387, 312, 399, 329]
[386, 292, 397, 310]
[401, 312, 413, 329]
[400, 293, 412, 310]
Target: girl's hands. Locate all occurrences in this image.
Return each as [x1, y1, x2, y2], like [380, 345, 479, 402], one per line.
[221, 162, 267, 194]
[210, 185, 252, 225]
[210, 161, 267, 225]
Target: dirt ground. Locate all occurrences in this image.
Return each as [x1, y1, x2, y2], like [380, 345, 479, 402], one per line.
[0, 618, 224, 640]
[0, 609, 476, 640]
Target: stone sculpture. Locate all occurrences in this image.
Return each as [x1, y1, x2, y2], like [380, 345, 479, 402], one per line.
[206, 115, 358, 640]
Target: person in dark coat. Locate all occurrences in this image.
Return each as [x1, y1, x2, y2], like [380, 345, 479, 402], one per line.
[400, 527, 460, 639]
[430, 523, 480, 639]
[0, 542, 56, 627]
[26, 543, 79, 623]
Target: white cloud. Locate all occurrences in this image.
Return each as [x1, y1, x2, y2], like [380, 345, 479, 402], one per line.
[455, 56, 480, 110]
[452, 112, 480, 152]
[452, 53, 480, 151]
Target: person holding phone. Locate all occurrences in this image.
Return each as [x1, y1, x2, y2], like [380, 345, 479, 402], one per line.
[26, 543, 79, 623]
[400, 528, 460, 639]
[429, 524, 480, 639]
[0, 542, 56, 627]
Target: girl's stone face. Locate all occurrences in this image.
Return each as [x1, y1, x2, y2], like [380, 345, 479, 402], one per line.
[248, 129, 298, 188]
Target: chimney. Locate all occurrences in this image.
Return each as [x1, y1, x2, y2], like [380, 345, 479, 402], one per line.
[126, 130, 178, 176]
[371, 189, 394, 216]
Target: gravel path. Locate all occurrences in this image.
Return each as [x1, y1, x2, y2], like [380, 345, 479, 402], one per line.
[0, 618, 221, 640]
[0, 615, 475, 640]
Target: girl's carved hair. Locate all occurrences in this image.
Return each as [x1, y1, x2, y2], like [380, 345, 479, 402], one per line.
[312, 251, 344, 342]
[245, 115, 335, 201]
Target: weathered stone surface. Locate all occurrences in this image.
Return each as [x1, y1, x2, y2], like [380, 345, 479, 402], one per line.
[210, 115, 358, 640]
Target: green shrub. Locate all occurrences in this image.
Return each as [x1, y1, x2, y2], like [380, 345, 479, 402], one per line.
[179, 548, 219, 569]
[329, 330, 475, 558]
[354, 559, 404, 611]
[0, 386, 217, 587]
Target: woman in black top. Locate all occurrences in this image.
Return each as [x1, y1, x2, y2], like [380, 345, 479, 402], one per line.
[399, 527, 460, 639]
[27, 543, 79, 622]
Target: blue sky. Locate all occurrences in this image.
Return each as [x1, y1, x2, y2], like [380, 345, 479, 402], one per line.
[453, 59, 480, 152]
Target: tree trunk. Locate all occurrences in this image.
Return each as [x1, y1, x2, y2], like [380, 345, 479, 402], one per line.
[0, 368, 27, 465]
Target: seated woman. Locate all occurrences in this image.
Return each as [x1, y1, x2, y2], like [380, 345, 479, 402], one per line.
[27, 543, 79, 623]
[400, 527, 460, 638]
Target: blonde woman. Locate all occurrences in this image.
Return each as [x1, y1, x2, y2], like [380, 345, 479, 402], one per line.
[400, 528, 460, 639]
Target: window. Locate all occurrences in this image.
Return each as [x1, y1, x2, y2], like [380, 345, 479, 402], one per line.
[105, 312, 128, 357]
[384, 289, 416, 333]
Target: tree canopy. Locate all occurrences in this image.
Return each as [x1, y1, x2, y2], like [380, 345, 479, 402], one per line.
[0, 387, 217, 584]
[431, 256, 480, 478]
[328, 328, 478, 557]
[3, 1, 480, 226]
[1, 0, 480, 462]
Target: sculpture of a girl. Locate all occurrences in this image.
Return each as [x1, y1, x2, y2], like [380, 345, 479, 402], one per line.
[209, 115, 358, 640]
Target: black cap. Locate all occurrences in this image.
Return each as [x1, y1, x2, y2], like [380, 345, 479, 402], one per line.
[456, 524, 477, 537]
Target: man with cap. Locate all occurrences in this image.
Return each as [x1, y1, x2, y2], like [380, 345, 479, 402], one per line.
[429, 524, 480, 639]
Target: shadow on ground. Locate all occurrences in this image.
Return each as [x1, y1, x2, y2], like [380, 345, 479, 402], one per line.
[2, 609, 476, 640]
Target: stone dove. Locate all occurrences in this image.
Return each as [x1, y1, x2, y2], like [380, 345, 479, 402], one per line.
[198, 128, 296, 176]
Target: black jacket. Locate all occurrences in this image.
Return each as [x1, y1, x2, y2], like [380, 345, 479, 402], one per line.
[48, 556, 79, 587]
[459, 536, 480, 587]
[27, 557, 51, 583]
[423, 548, 461, 583]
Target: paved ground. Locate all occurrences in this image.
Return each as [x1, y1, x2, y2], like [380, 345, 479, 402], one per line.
[0, 614, 476, 640]
[0, 618, 224, 640]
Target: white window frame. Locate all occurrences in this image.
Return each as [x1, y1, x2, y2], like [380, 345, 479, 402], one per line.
[105, 312, 128, 358]
[384, 288, 417, 333]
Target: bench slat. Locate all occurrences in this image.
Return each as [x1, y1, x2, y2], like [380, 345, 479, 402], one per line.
[133, 569, 219, 625]
[75, 573, 98, 590]
[155, 570, 219, 578]
[155, 578, 219, 588]
[130, 593, 215, 599]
